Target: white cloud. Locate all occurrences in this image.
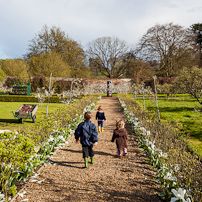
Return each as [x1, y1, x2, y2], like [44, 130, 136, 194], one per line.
[0, 0, 202, 59]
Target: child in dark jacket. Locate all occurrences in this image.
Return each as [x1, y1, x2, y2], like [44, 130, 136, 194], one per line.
[111, 120, 128, 157]
[96, 106, 106, 132]
[74, 111, 98, 168]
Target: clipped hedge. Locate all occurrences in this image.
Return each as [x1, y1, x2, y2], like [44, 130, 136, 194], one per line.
[0, 95, 61, 103]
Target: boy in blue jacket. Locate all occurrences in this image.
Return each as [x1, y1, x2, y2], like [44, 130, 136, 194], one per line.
[74, 111, 98, 168]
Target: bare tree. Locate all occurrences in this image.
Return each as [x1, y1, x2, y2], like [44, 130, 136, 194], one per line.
[135, 23, 196, 77]
[87, 36, 129, 78]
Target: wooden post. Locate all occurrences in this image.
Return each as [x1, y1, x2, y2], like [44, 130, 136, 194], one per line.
[153, 76, 161, 122]
[70, 80, 73, 102]
[46, 72, 52, 117]
[134, 85, 137, 103]
[141, 81, 145, 110]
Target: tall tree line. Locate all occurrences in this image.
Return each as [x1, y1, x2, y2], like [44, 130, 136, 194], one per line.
[0, 23, 201, 81]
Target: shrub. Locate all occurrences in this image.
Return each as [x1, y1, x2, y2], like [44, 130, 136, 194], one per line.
[4, 77, 21, 88]
[0, 95, 61, 103]
[31, 76, 48, 92]
[53, 79, 71, 93]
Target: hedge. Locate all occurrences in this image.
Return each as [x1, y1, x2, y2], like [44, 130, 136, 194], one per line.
[0, 95, 61, 103]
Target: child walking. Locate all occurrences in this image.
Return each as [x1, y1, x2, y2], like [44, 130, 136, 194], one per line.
[74, 111, 98, 168]
[111, 120, 128, 157]
[96, 106, 106, 132]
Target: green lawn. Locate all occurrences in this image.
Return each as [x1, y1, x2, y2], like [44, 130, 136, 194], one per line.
[136, 94, 202, 157]
[0, 102, 64, 131]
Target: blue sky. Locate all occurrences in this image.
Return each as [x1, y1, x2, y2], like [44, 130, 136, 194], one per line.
[0, 0, 202, 59]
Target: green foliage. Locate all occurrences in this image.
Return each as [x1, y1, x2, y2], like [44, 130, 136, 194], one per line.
[28, 52, 71, 77]
[0, 67, 6, 82]
[26, 25, 86, 78]
[0, 132, 37, 197]
[119, 94, 202, 201]
[0, 95, 99, 199]
[0, 59, 29, 78]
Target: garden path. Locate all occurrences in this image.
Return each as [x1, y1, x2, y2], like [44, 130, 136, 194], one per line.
[12, 96, 162, 202]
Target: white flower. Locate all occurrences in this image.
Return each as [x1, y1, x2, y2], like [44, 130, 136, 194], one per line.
[0, 192, 5, 201]
[70, 129, 75, 135]
[8, 163, 12, 168]
[18, 191, 27, 197]
[34, 146, 40, 153]
[164, 172, 177, 181]
[139, 127, 147, 135]
[12, 134, 17, 140]
[48, 135, 54, 142]
[148, 143, 155, 154]
[30, 173, 40, 178]
[146, 131, 151, 136]
[0, 129, 11, 134]
[134, 122, 139, 127]
[30, 162, 33, 168]
[30, 179, 38, 182]
[37, 180, 44, 184]
[174, 164, 180, 171]
[58, 135, 65, 142]
[159, 151, 168, 158]
[171, 188, 186, 202]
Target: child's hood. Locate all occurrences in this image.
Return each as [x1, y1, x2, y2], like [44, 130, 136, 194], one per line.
[114, 128, 127, 136]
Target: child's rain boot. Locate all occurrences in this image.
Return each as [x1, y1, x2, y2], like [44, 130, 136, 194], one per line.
[101, 127, 103, 132]
[98, 126, 101, 132]
[123, 148, 128, 156]
[84, 157, 89, 168]
[91, 156, 95, 164]
[117, 150, 121, 157]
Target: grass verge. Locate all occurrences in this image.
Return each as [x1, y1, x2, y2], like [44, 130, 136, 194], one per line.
[135, 94, 202, 157]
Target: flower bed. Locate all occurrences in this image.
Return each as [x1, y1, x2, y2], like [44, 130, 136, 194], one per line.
[118, 94, 202, 202]
[0, 95, 100, 201]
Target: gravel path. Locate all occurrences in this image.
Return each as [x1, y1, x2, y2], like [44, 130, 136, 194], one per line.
[11, 96, 162, 202]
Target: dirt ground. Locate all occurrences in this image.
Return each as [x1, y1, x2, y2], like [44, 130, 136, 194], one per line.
[11, 96, 162, 202]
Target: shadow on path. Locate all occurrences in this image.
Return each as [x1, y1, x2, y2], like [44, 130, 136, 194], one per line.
[48, 159, 84, 169]
[0, 119, 20, 123]
[62, 148, 115, 157]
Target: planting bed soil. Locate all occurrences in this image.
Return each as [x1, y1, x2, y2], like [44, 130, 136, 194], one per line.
[11, 96, 162, 202]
